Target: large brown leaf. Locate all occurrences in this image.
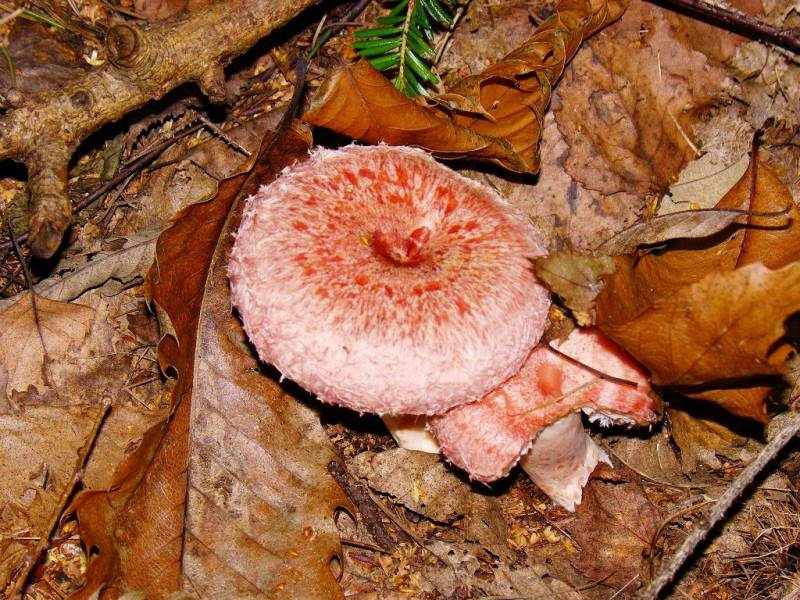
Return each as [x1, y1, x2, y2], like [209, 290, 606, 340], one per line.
[304, 0, 627, 174]
[554, 0, 750, 195]
[71, 122, 350, 598]
[596, 154, 800, 420]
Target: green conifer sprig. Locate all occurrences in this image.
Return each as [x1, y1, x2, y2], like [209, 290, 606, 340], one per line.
[352, 0, 457, 97]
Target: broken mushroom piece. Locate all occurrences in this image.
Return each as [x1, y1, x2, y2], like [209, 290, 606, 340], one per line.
[430, 328, 657, 506]
[229, 144, 551, 415]
[518, 413, 611, 512]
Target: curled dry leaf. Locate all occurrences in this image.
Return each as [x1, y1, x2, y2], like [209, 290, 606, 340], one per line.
[304, 0, 627, 174]
[667, 406, 749, 473]
[70, 122, 350, 599]
[0, 295, 95, 400]
[595, 206, 790, 256]
[348, 448, 512, 560]
[596, 155, 800, 420]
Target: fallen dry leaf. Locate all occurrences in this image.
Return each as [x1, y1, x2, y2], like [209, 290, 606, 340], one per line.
[667, 406, 750, 473]
[0, 294, 95, 400]
[350, 448, 480, 523]
[349, 448, 512, 561]
[566, 463, 660, 587]
[70, 122, 350, 599]
[599, 261, 800, 418]
[596, 154, 800, 420]
[554, 0, 749, 195]
[594, 206, 789, 256]
[305, 0, 627, 174]
[532, 253, 616, 322]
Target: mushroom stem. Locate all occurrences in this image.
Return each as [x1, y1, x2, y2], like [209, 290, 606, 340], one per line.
[381, 414, 440, 453]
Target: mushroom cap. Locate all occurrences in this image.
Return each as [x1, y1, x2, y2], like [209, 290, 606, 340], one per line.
[229, 145, 550, 415]
[431, 328, 657, 481]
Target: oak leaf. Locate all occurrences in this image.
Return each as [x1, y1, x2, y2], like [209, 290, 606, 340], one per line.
[600, 262, 800, 387]
[566, 463, 660, 587]
[70, 122, 350, 599]
[304, 0, 627, 174]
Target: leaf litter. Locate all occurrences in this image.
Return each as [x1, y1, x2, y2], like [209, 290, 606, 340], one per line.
[0, 0, 799, 598]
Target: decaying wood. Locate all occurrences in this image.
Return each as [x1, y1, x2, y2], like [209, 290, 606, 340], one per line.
[0, 0, 322, 258]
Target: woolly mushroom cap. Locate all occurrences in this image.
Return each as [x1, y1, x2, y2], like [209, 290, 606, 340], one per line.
[431, 327, 657, 481]
[229, 145, 550, 415]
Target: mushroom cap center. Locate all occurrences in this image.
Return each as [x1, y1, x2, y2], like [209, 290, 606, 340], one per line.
[372, 226, 432, 266]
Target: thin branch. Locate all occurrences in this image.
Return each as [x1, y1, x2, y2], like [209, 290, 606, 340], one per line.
[5, 220, 53, 390]
[638, 407, 800, 599]
[652, 0, 800, 54]
[7, 399, 112, 599]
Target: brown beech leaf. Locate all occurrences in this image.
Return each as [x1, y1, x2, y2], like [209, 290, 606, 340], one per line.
[71, 122, 350, 599]
[596, 154, 800, 420]
[0, 295, 95, 399]
[598, 261, 800, 418]
[566, 463, 660, 588]
[554, 0, 747, 195]
[304, 0, 627, 174]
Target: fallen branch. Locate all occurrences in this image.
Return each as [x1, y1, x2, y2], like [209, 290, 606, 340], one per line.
[639, 406, 800, 599]
[653, 0, 800, 54]
[0, 0, 322, 258]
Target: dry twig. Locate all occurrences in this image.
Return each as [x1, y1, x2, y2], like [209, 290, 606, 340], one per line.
[654, 0, 800, 53]
[639, 408, 800, 599]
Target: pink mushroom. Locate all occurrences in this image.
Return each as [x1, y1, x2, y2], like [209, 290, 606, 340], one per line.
[229, 144, 551, 415]
[229, 144, 658, 511]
